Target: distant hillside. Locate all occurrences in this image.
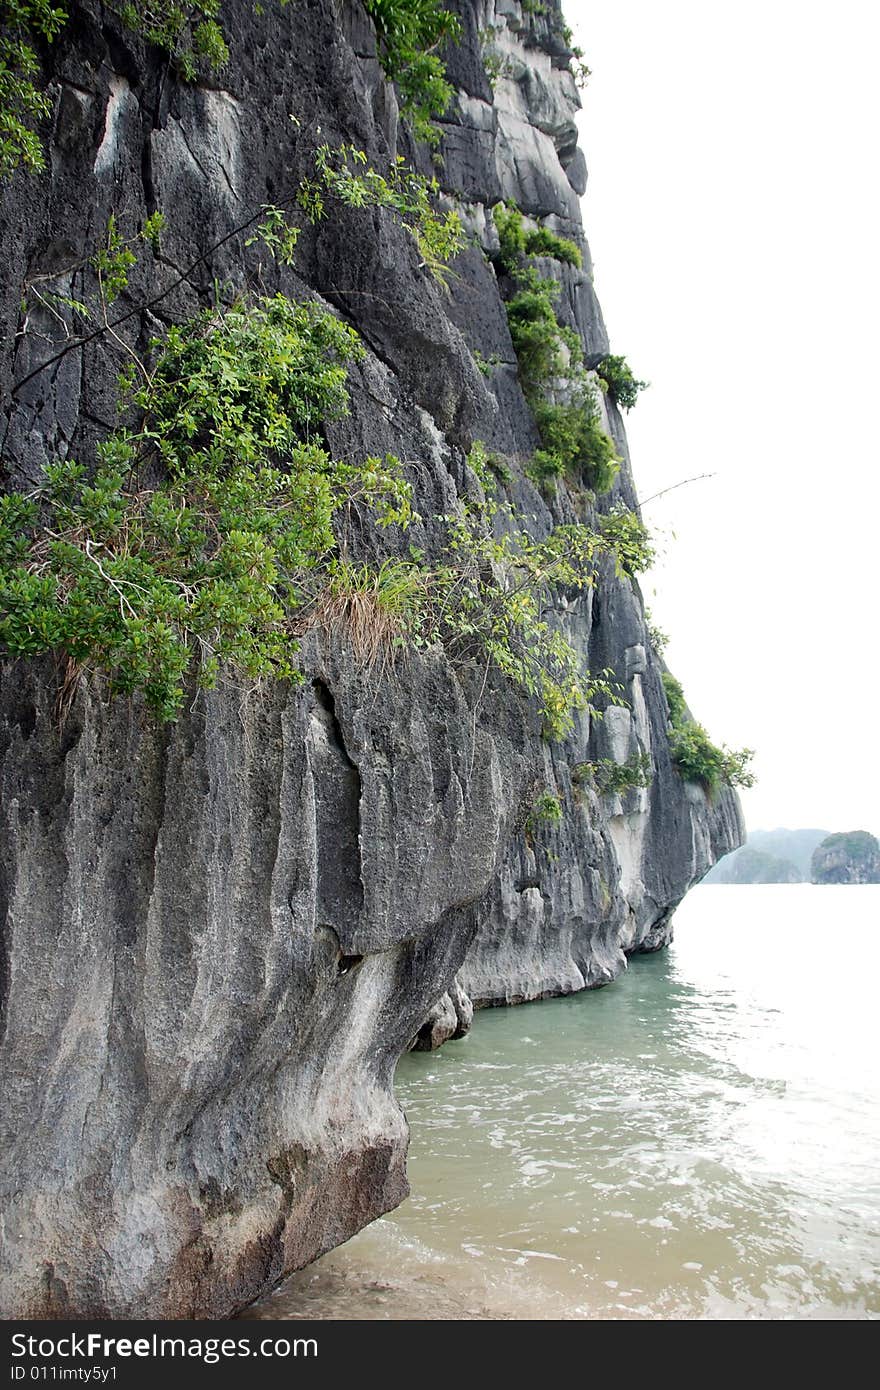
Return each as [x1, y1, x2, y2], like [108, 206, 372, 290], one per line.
[704, 828, 829, 884]
[717, 847, 801, 884]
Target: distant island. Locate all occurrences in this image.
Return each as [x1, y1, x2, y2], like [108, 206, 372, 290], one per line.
[706, 827, 880, 884]
[703, 828, 828, 883]
[811, 831, 880, 884]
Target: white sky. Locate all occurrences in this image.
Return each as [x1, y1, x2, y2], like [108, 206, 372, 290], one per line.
[568, 0, 880, 834]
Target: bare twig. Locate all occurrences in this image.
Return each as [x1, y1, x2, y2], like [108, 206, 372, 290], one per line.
[83, 540, 138, 618]
[637, 472, 716, 507]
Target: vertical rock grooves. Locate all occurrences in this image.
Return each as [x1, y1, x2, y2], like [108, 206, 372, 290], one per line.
[309, 679, 365, 939]
[0, 1, 744, 1316]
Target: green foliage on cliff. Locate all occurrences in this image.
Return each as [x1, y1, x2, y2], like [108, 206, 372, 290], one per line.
[490, 210, 618, 495]
[573, 751, 652, 795]
[3, 85, 616, 746]
[526, 790, 563, 835]
[644, 608, 668, 656]
[329, 503, 622, 740]
[668, 724, 753, 796]
[363, 0, 462, 144]
[430, 501, 622, 740]
[312, 558, 429, 670]
[493, 203, 582, 273]
[478, 26, 510, 91]
[311, 438, 635, 740]
[2, 274, 625, 736]
[0, 0, 66, 176]
[598, 505, 655, 578]
[0, 295, 411, 718]
[494, 202, 529, 274]
[661, 670, 687, 723]
[528, 397, 619, 493]
[0, 0, 462, 176]
[503, 265, 583, 377]
[92, 211, 165, 302]
[504, 277, 567, 382]
[662, 671, 754, 796]
[301, 144, 464, 286]
[524, 224, 582, 268]
[306, 524, 625, 742]
[114, 1, 229, 79]
[464, 438, 511, 484]
[596, 354, 648, 411]
[554, 17, 591, 89]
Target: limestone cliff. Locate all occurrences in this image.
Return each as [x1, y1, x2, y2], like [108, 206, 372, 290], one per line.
[0, 0, 743, 1317]
[811, 832, 880, 885]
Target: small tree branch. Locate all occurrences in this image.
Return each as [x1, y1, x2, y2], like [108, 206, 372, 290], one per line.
[637, 472, 716, 507]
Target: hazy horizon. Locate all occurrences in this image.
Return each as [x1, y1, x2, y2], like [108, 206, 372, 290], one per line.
[570, 0, 879, 833]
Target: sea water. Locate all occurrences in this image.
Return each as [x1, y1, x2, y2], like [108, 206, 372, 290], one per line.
[247, 884, 880, 1320]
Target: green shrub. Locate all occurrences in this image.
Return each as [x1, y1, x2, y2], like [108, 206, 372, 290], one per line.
[0, 0, 67, 176]
[465, 439, 512, 489]
[478, 28, 510, 90]
[493, 202, 528, 273]
[596, 354, 648, 411]
[556, 20, 591, 89]
[644, 608, 668, 656]
[504, 280, 564, 384]
[598, 505, 654, 577]
[304, 144, 464, 286]
[662, 670, 754, 794]
[487, 453, 513, 484]
[0, 294, 411, 718]
[430, 505, 622, 739]
[1, 268, 631, 738]
[493, 202, 582, 272]
[363, 0, 462, 144]
[529, 398, 620, 493]
[668, 724, 727, 795]
[526, 790, 563, 834]
[114, 1, 229, 79]
[661, 670, 687, 724]
[312, 501, 626, 741]
[471, 348, 501, 378]
[573, 751, 652, 795]
[524, 226, 582, 268]
[499, 260, 618, 494]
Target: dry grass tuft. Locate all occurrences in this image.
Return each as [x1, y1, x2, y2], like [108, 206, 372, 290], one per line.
[305, 560, 427, 672]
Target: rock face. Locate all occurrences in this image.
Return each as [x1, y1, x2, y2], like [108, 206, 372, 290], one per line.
[811, 832, 880, 884]
[0, 1, 743, 1317]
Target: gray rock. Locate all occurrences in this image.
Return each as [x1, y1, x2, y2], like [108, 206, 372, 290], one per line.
[412, 976, 474, 1051]
[562, 147, 588, 196]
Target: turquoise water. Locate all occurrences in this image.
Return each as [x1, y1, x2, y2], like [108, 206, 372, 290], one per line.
[251, 885, 880, 1320]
